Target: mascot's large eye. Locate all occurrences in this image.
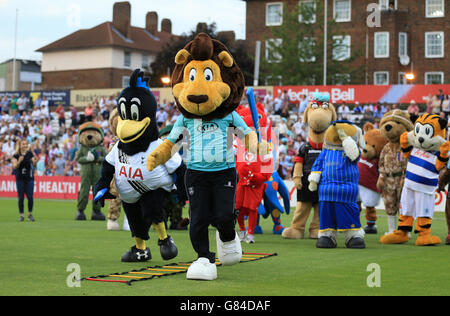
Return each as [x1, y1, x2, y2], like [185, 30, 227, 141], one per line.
[130, 104, 139, 121]
[415, 124, 420, 134]
[311, 102, 318, 109]
[204, 68, 213, 82]
[322, 102, 329, 109]
[120, 103, 127, 119]
[189, 68, 197, 82]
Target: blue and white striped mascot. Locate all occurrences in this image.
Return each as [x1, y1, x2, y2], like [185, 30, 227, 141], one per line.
[308, 120, 366, 249]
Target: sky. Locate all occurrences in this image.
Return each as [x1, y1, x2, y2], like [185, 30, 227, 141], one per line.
[0, 0, 247, 63]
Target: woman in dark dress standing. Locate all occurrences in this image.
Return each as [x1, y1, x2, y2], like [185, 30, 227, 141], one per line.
[11, 139, 38, 221]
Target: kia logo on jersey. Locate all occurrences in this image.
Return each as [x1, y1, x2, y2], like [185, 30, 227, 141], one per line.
[119, 166, 144, 181]
[197, 122, 219, 133]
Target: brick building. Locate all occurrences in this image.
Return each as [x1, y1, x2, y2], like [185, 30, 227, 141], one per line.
[243, 0, 450, 85]
[37, 1, 177, 90]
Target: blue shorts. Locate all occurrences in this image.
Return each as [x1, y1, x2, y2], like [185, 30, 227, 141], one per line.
[319, 201, 361, 232]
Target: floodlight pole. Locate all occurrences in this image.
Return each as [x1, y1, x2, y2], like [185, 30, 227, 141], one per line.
[323, 0, 328, 86]
[12, 8, 18, 91]
[253, 40, 261, 87]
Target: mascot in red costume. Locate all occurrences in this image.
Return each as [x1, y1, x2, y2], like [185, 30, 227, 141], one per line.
[235, 102, 273, 243]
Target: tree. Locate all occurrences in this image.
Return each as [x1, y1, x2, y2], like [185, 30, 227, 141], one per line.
[260, 0, 364, 86]
[150, 23, 254, 87]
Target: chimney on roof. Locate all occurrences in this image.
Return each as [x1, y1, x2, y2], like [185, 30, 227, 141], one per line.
[161, 18, 172, 34]
[146, 11, 158, 35]
[113, 1, 131, 37]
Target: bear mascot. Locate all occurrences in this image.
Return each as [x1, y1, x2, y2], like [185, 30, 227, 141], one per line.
[106, 108, 129, 231]
[282, 93, 336, 240]
[146, 33, 270, 281]
[234, 103, 273, 244]
[94, 69, 181, 262]
[376, 110, 414, 234]
[380, 114, 450, 246]
[308, 120, 366, 249]
[75, 122, 107, 221]
[357, 123, 388, 234]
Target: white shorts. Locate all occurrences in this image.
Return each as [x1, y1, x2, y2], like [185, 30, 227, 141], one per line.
[358, 185, 381, 208]
[400, 186, 435, 219]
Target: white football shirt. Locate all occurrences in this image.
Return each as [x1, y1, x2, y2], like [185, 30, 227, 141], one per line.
[106, 139, 182, 204]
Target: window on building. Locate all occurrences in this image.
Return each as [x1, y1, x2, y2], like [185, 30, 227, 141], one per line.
[266, 39, 283, 63]
[398, 72, 407, 84]
[398, 32, 407, 57]
[334, 0, 351, 22]
[122, 76, 130, 88]
[332, 73, 351, 85]
[374, 32, 389, 58]
[374, 71, 389, 85]
[425, 72, 444, 84]
[298, 0, 316, 23]
[124, 51, 131, 67]
[425, 32, 444, 58]
[266, 3, 283, 26]
[265, 75, 283, 86]
[142, 54, 150, 69]
[426, 0, 445, 18]
[379, 0, 397, 10]
[332, 35, 351, 61]
[299, 37, 316, 62]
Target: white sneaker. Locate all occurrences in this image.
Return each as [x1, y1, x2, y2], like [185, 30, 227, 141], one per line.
[238, 230, 246, 242]
[107, 219, 120, 231]
[216, 231, 242, 266]
[186, 257, 217, 281]
[122, 215, 130, 231]
[245, 234, 255, 244]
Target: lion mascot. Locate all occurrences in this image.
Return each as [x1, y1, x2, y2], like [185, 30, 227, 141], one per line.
[146, 33, 270, 281]
[282, 93, 336, 240]
[380, 114, 450, 246]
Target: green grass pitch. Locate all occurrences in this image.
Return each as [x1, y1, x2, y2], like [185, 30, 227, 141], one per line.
[0, 198, 449, 296]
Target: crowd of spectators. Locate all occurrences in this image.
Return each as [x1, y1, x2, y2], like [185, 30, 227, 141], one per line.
[0, 88, 448, 182]
[0, 93, 182, 178]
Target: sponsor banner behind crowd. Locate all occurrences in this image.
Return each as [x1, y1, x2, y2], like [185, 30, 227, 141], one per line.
[0, 176, 445, 212]
[274, 84, 450, 105]
[0, 90, 71, 107]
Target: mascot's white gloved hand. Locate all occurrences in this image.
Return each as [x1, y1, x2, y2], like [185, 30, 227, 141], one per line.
[308, 172, 321, 192]
[335, 126, 360, 162]
[86, 151, 95, 162]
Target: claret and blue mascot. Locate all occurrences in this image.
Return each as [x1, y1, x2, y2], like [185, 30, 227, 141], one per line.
[94, 69, 182, 262]
[308, 120, 366, 249]
[146, 33, 270, 281]
[380, 114, 450, 246]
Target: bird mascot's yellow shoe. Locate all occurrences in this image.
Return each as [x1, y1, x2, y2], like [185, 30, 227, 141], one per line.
[379, 215, 412, 244]
[415, 217, 441, 246]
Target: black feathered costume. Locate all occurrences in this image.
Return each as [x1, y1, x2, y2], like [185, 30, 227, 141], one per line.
[94, 69, 186, 262]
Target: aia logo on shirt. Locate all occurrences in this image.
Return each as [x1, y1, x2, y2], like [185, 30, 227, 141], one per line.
[119, 166, 144, 181]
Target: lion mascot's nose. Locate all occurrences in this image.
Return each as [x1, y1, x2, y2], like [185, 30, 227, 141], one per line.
[187, 95, 209, 104]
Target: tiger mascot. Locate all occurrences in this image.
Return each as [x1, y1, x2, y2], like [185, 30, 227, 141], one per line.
[380, 114, 450, 246]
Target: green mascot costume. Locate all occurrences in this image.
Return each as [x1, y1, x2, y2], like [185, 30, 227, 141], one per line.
[76, 122, 107, 220]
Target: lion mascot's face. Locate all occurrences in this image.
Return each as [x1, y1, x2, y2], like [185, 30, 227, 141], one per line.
[171, 33, 245, 121]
